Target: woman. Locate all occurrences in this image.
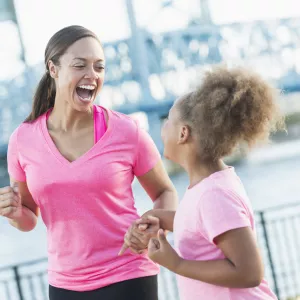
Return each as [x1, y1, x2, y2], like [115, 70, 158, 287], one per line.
[0, 25, 177, 300]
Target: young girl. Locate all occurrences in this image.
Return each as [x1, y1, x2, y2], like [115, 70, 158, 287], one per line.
[141, 66, 284, 299]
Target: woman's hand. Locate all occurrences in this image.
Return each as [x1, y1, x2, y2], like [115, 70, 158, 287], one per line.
[0, 183, 22, 220]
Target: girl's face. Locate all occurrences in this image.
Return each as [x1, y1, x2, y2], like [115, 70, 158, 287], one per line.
[161, 98, 187, 163]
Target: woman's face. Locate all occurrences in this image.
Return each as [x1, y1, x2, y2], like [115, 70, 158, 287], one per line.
[49, 37, 105, 112]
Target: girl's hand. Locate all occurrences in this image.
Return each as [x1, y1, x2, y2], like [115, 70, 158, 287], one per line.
[148, 229, 182, 272]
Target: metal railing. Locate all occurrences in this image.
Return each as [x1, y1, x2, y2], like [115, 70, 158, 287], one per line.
[0, 203, 300, 300]
[0, 259, 48, 300]
[255, 203, 300, 300]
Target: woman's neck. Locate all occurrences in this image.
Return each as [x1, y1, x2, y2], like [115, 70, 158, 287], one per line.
[49, 98, 93, 132]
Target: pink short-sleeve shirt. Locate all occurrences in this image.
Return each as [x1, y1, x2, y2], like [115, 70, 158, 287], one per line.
[174, 167, 278, 300]
[7, 105, 161, 291]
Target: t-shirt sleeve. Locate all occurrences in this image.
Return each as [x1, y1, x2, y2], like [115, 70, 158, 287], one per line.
[133, 123, 161, 177]
[7, 128, 26, 182]
[199, 187, 251, 244]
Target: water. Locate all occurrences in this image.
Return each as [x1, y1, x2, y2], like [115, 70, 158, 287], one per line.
[0, 140, 300, 269]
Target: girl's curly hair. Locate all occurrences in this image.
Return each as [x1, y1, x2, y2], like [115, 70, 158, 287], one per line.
[178, 66, 285, 160]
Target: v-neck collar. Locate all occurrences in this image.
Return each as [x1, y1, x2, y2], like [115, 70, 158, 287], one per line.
[40, 105, 113, 167]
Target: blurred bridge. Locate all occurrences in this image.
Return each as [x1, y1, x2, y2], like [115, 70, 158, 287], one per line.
[1, 0, 300, 155]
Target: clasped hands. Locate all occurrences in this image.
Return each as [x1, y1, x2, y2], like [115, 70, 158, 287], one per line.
[119, 215, 182, 272]
[118, 215, 160, 256]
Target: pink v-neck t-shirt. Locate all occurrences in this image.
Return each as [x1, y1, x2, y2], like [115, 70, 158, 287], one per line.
[7, 105, 161, 291]
[93, 105, 107, 143]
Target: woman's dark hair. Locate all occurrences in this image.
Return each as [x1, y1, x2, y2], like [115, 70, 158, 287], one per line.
[178, 65, 286, 160]
[25, 25, 101, 122]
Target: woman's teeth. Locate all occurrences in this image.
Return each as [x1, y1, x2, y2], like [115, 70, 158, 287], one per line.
[76, 85, 96, 101]
[78, 85, 95, 90]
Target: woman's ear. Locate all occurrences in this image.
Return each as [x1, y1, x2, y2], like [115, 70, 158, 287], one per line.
[48, 60, 59, 78]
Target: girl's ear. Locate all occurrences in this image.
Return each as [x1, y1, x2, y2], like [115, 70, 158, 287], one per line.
[178, 125, 190, 144]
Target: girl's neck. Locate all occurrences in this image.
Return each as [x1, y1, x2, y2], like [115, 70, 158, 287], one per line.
[184, 157, 227, 188]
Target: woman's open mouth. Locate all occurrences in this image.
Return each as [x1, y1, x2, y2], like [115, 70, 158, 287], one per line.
[76, 85, 96, 102]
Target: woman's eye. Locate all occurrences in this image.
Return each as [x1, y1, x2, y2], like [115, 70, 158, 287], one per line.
[96, 66, 105, 71]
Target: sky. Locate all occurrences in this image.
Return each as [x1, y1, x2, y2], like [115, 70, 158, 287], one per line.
[1, 0, 299, 79]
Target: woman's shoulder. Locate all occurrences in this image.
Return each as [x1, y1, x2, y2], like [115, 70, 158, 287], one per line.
[9, 113, 45, 143]
[102, 106, 140, 132]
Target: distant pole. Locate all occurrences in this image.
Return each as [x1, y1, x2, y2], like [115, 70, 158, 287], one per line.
[125, 0, 152, 104]
[9, 0, 27, 65]
[199, 0, 212, 24]
[125, 0, 164, 153]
